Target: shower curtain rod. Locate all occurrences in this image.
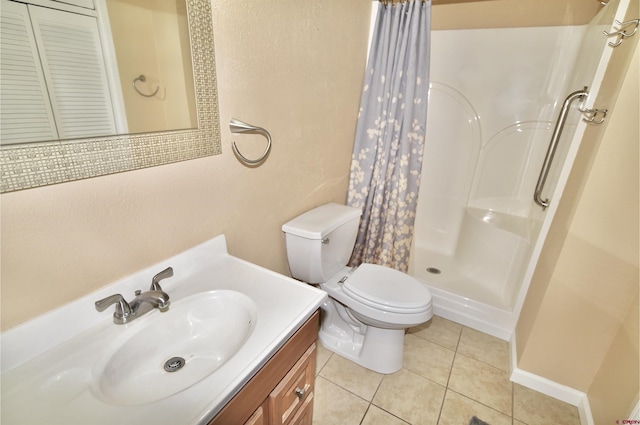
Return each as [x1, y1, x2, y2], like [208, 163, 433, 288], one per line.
[377, 0, 492, 4]
[379, 0, 427, 4]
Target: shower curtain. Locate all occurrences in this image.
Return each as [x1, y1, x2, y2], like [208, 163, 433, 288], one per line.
[347, 0, 431, 272]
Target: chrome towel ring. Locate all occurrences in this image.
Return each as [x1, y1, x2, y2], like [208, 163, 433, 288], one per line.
[132, 74, 160, 97]
[229, 118, 272, 165]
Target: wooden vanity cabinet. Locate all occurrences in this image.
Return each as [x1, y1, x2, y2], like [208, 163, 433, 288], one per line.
[208, 311, 319, 425]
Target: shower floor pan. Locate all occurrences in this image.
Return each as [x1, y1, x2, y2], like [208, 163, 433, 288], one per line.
[410, 208, 533, 340]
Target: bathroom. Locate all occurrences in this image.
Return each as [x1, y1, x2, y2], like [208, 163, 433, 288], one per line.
[1, 0, 638, 424]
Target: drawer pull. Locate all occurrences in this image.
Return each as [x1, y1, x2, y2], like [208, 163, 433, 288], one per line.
[294, 387, 305, 399]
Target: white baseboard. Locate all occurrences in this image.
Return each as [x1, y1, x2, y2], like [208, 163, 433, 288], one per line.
[510, 335, 593, 425]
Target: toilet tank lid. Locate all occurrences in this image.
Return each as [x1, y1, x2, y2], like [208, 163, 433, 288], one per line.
[282, 203, 362, 240]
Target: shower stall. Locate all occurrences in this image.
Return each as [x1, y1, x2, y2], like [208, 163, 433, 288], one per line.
[408, 0, 634, 339]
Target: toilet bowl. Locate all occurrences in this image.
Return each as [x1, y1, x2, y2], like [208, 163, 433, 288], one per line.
[282, 203, 433, 374]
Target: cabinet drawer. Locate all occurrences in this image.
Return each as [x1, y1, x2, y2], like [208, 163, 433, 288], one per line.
[269, 343, 316, 425]
[244, 404, 266, 425]
[289, 391, 313, 425]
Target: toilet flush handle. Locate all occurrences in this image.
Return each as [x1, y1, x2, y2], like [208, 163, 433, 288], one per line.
[321, 238, 330, 244]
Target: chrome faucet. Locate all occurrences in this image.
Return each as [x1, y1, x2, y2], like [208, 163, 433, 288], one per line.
[151, 266, 173, 290]
[95, 267, 173, 324]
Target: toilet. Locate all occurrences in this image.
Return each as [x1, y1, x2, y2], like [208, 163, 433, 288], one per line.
[282, 203, 433, 374]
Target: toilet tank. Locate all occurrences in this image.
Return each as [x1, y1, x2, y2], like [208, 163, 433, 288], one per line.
[282, 203, 362, 283]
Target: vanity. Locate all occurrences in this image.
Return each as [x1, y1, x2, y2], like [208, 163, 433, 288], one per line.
[1, 235, 326, 425]
[211, 313, 318, 425]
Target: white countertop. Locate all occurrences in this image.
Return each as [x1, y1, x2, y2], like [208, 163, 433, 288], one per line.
[1, 235, 327, 425]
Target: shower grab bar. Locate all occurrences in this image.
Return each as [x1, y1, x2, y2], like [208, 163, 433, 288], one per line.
[534, 88, 589, 210]
[229, 118, 272, 165]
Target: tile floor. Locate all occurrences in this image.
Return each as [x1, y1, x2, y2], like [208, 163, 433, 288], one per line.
[312, 316, 582, 425]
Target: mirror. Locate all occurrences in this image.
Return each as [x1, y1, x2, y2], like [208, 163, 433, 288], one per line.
[106, 0, 198, 135]
[0, 0, 221, 193]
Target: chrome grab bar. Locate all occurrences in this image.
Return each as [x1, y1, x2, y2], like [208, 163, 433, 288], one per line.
[534, 88, 589, 210]
[229, 118, 272, 166]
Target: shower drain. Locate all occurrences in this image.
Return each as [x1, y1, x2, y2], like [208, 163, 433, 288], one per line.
[164, 356, 186, 372]
[426, 267, 442, 274]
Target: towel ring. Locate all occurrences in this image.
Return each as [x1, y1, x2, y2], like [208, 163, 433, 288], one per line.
[133, 74, 160, 97]
[229, 118, 272, 165]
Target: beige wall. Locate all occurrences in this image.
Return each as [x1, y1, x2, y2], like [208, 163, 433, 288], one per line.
[432, 0, 600, 29]
[2, 8, 635, 420]
[589, 290, 639, 422]
[0, 0, 372, 330]
[516, 35, 639, 421]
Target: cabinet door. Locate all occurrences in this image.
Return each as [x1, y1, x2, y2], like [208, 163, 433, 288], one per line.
[269, 343, 316, 425]
[28, 4, 118, 140]
[0, 0, 58, 144]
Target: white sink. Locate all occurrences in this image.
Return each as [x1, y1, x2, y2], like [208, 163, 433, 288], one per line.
[2, 235, 326, 425]
[91, 290, 257, 406]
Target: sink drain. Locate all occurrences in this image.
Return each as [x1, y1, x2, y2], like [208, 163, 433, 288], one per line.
[164, 357, 186, 372]
[426, 267, 442, 274]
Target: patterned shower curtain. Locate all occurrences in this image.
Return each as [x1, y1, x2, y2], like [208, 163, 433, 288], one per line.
[347, 0, 431, 272]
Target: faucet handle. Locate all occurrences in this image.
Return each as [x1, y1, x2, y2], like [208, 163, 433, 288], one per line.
[151, 266, 173, 291]
[95, 294, 132, 321]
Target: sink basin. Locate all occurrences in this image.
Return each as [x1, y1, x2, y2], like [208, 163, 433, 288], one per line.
[91, 290, 257, 405]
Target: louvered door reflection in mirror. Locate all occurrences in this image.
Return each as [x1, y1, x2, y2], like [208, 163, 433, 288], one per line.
[1, 0, 122, 144]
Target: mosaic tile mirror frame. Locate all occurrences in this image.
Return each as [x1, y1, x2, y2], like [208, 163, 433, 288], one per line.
[0, 0, 221, 193]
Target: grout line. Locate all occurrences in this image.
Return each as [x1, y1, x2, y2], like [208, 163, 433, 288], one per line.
[512, 383, 515, 425]
[453, 324, 513, 373]
[360, 369, 387, 423]
[367, 399, 412, 424]
[316, 375, 371, 404]
[407, 317, 464, 353]
[358, 403, 371, 425]
[447, 388, 515, 422]
[455, 324, 464, 351]
[370, 371, 385, 402]
[435, 326, 463, 425]
[445, 322, 464, 389]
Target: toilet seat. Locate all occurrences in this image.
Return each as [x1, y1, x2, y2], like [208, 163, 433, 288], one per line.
[341, 263, 431, 314]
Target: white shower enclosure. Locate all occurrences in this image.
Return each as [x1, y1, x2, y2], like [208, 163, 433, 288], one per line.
[408, 0, 633, 339]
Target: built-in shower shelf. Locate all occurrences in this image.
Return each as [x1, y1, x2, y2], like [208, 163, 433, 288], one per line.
[466, 207, 533, 240]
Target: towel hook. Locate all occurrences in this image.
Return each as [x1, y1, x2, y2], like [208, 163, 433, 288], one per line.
[603, 19, 639, 47]
[579, 107, 608, 124]
[132, 74, 160, 97]
[229, 118, 272, 165]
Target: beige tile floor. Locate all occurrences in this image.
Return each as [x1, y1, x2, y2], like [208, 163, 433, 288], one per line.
[312, 316, 582, 425]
